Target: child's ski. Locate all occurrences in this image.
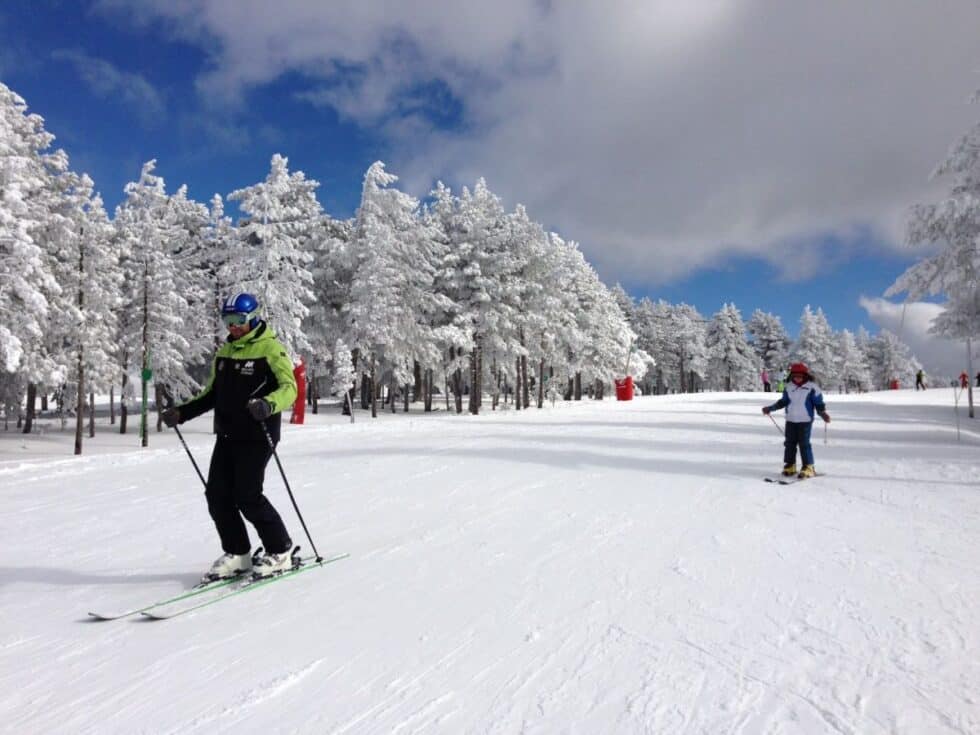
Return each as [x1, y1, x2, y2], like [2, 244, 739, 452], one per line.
[764, 473, 820, 485]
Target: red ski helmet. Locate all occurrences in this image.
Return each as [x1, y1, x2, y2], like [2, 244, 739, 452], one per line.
[789, 362, 809, 377]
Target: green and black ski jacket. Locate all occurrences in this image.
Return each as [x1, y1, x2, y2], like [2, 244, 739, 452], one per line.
[178, 322, 297, 443]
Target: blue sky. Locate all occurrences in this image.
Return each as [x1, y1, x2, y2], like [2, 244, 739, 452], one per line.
[2, 1, 978, 364]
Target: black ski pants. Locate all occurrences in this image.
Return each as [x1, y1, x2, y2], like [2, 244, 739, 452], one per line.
[205, 437, 291, 555]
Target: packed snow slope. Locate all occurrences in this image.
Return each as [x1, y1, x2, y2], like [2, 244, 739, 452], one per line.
[1, 389, 978, 734]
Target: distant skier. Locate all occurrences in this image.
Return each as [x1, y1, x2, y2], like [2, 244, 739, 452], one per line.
[915, 369, 926, 391]
[762, 362, 830, 479]
[976, 371, 980, 388]
[161, 293, 298, 581]
[761, 368, 771, 393]
[959, 371, 969, 389]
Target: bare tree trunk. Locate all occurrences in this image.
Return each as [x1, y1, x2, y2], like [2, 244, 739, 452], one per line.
[74, 356, 85, 455]
[574, 372, 582, 401]
[120, 368, 129, 434]
[110, 385, 115, 425]
[679, 352, 687, 393]
[360, 373, 371, 409]
[424, 368, 433, 412]
[520, 355, 529, 409]
[140, 265, 149, 448]
[413, 361, 422, 403]
[537, 358, 545, 408]
[515, 358, 522, 410]
[23, 383, 36, 434]
[453, 366, 463, 414]
[41, 393, 48, 412]
[155, 384, 164, 432]
[89, 391, 95, 438]
[469, 338, 482, 415]
[370, 357, 377, 418]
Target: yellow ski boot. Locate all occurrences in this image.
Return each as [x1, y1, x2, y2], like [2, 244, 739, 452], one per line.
[798, 465, 816, 479]
[781, 463, 797, 477]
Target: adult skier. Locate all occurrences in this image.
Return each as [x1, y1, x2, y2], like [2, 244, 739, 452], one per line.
[915, 369, 926, 391]
[762, 362, 830, 479]
[162, 293, 297, 580]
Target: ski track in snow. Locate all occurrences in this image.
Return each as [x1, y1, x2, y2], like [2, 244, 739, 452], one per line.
[1, 390, 978, 734]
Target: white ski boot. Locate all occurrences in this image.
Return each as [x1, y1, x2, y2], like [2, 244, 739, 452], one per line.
[203, 551, 252, 582]
[252, 547, 296, 579]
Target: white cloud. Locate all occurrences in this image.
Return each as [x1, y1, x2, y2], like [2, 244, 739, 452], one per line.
[52, 48, 165, 126]
[859, 296, 977, 380]
[98, 0, 980, 284]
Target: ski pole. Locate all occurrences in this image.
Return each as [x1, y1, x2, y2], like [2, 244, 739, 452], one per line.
[173, 425, 207, 489]
[259, 420, 323, 562]
[165, 394, 207, 489]
[766, 412, 784, 436]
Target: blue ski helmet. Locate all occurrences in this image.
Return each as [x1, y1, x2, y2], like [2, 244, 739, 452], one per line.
[221, 292, 260, 328]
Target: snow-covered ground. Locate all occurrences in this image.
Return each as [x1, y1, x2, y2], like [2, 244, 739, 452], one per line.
[1, 389, 978, 734]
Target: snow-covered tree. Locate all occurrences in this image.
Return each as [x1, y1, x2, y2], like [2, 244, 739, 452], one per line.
[746, 309, 791, 373]
[0, 82, 64, 426]
[347, 162, 447, 415]
[836, 329, 872, 393]
[865, 329, 921, 390]
[303, 214, 353, 385]
[670, 303, 708, 392]
[705, 303, 759, 391]
[115, 160, 197, 445]
[229, 153, 318, 357]
[888, 89, 980, 413]
[792, 306, 837, 386]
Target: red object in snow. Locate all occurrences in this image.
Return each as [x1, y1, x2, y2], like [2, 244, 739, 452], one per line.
[615, 376, 634, 401]
[889, 379, 900, 390]
[290, 359, 306, 424]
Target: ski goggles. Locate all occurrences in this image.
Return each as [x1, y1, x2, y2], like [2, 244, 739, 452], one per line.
[222, 311, 256, 327]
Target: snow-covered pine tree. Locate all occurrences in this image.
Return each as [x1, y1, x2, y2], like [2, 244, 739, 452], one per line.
[746, 309, 791, 374]
[114, 160, 197, 446]
[631, 298, 675, 394]
[705, 303, 759, 391]
[189, 193, 240, 351]
[793, 306, 838, 387]
[671, 304, 708, 392]
[303, 214, 353, 403]
[229, 153, 318, 358]
[836, 329, 872, 394]
[0, 82, 68, 431]
[347, 162, 448, 417]
[865, 329, 921, 390]
[41, 169, 121, 452]
[330, 337, 356, 418]
[887, 88, 980, 415]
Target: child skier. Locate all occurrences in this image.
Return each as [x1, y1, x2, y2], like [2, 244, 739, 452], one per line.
[762, 362, 830, 478]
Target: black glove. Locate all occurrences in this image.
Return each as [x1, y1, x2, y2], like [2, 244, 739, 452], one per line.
[161, 407, 181, 428]
[247, 398, 273, 421]
[762, 406, 770, 415]
[819, 411, 830, 423]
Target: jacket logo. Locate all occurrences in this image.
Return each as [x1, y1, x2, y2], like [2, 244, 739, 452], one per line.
[240, 360, 255, 375]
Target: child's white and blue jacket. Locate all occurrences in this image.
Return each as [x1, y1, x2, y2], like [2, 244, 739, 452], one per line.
[766, 380, 826, 423]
